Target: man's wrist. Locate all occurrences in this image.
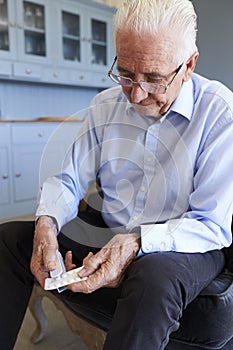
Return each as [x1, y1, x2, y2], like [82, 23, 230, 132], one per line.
[36, 215, 58, 233]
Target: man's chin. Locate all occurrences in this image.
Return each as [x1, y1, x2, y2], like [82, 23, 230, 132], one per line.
[133, 104, 163, 119]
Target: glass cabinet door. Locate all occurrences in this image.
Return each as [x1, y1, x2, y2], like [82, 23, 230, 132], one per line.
[62, 11, 80, 62]
[23, 1, 46, 56]
[57, 2, 113, 72]
[0, 0, 49, 61]
[91, 19, 107, 66]
[0, 0, 9, 51]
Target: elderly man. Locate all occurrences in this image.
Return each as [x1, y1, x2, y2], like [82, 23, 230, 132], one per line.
[1, 0, 233, 349]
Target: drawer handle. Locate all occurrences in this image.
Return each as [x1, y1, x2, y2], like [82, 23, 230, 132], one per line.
[2, 174, 9, 180]
[38, 132, 44, 137]
[15, 173, 21, 178]
[25, 68, 32, 74]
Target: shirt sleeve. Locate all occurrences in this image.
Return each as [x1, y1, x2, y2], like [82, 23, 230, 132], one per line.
[140, 218, 231, 254]
[36, 106, 102, 231]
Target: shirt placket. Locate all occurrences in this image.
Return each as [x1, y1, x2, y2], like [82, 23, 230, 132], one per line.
[126, 123, 160, 231]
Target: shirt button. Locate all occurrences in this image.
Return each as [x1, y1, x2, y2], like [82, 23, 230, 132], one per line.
[159, 242, 166, 250]
[141, 186, 146, 192]
[147, 156, 152, 162]
[133, 216, 138, 221]
[146, 243, 153, 251]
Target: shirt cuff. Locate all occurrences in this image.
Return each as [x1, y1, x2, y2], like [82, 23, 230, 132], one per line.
[140, 223, 174, 253]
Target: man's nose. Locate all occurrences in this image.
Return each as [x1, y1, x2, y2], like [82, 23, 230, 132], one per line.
[130, 82, 149, 103]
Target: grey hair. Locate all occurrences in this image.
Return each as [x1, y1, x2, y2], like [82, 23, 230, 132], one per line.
[113, 0, 198, 64]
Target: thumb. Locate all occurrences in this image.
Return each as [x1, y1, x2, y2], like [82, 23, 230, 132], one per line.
[43, 244, 58, 271]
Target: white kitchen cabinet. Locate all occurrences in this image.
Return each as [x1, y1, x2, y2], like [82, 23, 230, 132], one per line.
[0, 121, 83, 220]
[0, 0, 114, 88]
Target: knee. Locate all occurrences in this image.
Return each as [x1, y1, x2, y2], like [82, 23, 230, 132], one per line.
[127, 253, 183, 304]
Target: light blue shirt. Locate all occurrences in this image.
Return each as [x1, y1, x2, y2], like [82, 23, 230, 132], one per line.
[36, 73, 233, 254]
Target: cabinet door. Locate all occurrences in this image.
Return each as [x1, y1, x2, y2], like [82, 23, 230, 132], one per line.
[55, 1, 84, 68]
[11, 122, 58, 202]
[56, 2, 114, 71]
[84, 8, 114, 72]
[12, 144, 43, 202]
[11, 122, 79, 203]
[0, 0, 17, 60]
[12, 142, 65, 202]
[0, 0, 51, 63]
[87, 13, 108, 68]
[0, 145, 11, 205]
[15, 0, 51, 62]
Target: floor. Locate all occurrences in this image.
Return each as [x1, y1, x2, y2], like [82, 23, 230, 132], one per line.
[14, 297, 88, 350]
[0, 215, 88, 350]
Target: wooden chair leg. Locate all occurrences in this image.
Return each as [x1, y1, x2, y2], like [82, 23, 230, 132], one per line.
[28, 283, 106, 350]
[28, 283, 49, 344]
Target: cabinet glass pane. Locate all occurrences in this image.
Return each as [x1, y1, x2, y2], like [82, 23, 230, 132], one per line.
[62, 11, 79, 37]
[62, 11, 80, 62]
[25, 30, 45, 56]
[91, 44, 106, 65]
[63, 38, 80, 61]
[91, 19, 107, 66]
[0, 0, 9, 51]
[23, 1, 46, 56]
[92, 19, 106, 43]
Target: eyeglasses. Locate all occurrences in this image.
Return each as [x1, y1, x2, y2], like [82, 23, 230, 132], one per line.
[108, 56, 183, 95]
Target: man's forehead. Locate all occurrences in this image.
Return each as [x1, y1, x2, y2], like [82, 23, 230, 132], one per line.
[116, 31, 177, 72]
[117, 55, 176, 76]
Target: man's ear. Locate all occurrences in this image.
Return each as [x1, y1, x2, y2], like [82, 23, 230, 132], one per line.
[183, 51, 199, 82]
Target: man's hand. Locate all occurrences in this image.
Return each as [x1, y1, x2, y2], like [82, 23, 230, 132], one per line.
[66, 233, 141, 294]
[30, 216, 58, 287]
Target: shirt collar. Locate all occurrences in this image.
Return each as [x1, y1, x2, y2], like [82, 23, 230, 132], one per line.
[169, 78, 194, 121]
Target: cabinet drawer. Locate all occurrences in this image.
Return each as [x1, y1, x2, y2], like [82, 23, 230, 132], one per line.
[11, 124, 58, 144]
[13, 63, 42, 80]
[42, 68, 70, 83]
[69, 70, 91, 86]
[0, 124, 11, 144]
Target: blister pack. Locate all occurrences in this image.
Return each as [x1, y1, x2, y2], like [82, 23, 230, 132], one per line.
[44, 250, 88, 293]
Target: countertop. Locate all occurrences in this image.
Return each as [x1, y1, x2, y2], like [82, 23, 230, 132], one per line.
[0, 117, 83, 123]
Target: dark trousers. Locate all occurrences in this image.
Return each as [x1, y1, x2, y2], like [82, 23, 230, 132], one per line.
[0, 216, 225, 350]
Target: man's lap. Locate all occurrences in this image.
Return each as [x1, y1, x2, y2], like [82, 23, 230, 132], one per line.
[0, 218, 225, 328]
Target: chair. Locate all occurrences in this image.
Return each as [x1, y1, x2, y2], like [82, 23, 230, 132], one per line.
[29, 204, 233, 350]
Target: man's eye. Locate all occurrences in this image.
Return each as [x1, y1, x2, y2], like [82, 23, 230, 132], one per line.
[147, 77, 163, 84]
[121, 74, 133, 80]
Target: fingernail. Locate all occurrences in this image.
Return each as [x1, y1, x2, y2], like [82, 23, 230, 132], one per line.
[48, 261, 56, 270]
[78, 267, 86, 277]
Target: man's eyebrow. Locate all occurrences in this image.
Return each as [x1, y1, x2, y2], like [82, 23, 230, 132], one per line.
[145, 72, 167, 79]
[117, 65, 132, 74]
[117, 65, 166, 78]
